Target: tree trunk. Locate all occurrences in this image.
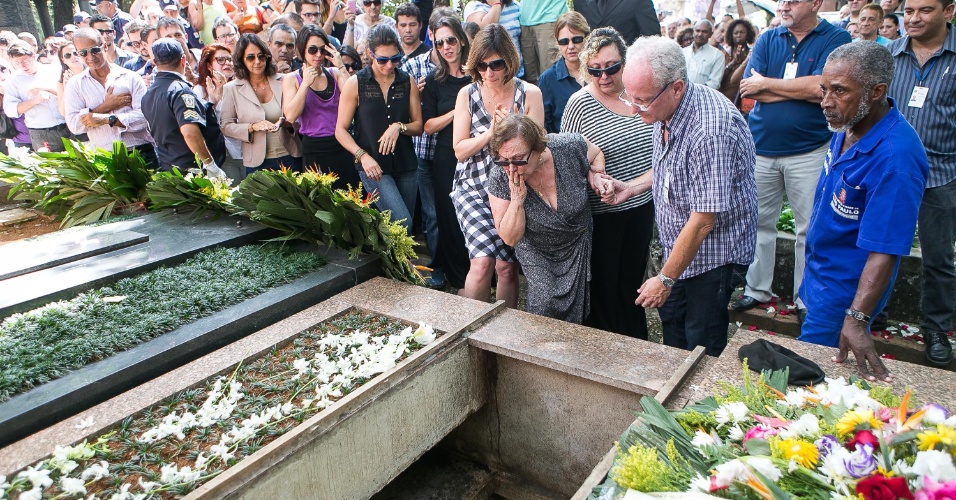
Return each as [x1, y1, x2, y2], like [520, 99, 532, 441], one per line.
[51, 0, 76, 33]
[33, 0, 54, 37]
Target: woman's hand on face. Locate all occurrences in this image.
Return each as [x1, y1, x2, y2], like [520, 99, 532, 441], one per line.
[377, 122, 401, 155]
[507, 167, 527, 205]
[324, 45, 343, 68]
[302, 65, 319, 86]
[360, 154, 383, 181]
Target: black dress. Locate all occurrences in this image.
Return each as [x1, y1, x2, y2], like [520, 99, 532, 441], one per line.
[422, 71, 472, 289]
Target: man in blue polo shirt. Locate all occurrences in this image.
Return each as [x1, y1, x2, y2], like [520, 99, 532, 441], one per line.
[800, 42, 927, 382]
[732, 0, 851, 320]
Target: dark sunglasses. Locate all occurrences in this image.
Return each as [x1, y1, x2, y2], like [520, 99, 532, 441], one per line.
[492, 152, 532, 168]
[75, 46, 103, 57]
[244, 52, 270, 61]
[344, 60, 361, 71]
[474, 58, 506, 72]
[363, 0, 382, 5]
[434, 36, 459, 49]
[214, 55, 232, 64]
[306, 44, 327, 55]
[556, 36, 585, 46]
[62, 51, 76, 60]
[372, 52, 403, 65]
[586, 61, 622, 78]
[97, 28, 115, 35]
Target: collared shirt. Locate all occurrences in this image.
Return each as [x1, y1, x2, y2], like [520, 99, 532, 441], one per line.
[142, 71, 225, 171]
[518, 0, 567, 26]
[886, 24, 956, 188]
[123, 55, 149, 72]
[401, 49, 437, 160]
[652, 82, 757, 279]
[745, 20, 851, 157]
[800, 99, 927, 330]
[683, 43, 725, 89]
[64, 64, 153, 149]
[2, 65, 66, 129]
[538, 57, 581, 133]
[853, 35, 891, 46]
[111, 10, 134, 44]
[112, 48, 136, 69]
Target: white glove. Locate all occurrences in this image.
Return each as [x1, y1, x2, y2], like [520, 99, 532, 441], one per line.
[203, 160, 227, 179]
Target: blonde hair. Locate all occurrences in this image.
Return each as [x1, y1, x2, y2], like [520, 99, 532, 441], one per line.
[553, 11, 590, 39]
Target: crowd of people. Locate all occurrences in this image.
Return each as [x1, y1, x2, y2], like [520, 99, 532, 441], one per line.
[0, 0, 953, 380]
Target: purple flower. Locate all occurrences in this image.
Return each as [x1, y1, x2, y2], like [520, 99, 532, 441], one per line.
[844, 443, 877, 479]
[922, 404, 950, 426]
[815, 435, 840, 458]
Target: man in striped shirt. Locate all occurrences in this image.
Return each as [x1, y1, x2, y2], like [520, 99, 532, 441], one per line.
[886, 0, 956, 367]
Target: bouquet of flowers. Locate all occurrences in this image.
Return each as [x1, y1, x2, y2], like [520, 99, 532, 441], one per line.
[592, 363, 956, 500]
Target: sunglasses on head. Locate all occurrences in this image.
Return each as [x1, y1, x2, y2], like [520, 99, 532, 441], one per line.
[244, 52, 270, 61]
[306, 44, 327, 55]
[586, 61, 622, 78]
[434, 36, 459, 49]
[474, 58, 506, 72]
[214, 55, 232, 64]
[372, 52, 403, 65]
[556, 35, 585, 46]
[492, 152, 532, 167]
[363, 0, 382, 5]
[76, 46, 103, 57]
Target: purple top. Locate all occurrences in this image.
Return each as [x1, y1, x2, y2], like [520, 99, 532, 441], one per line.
[12, 115, 30, 144]
[295, 69, 339, 138]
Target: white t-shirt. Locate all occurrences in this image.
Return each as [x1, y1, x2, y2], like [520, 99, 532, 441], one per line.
[352, 14, 398, 46]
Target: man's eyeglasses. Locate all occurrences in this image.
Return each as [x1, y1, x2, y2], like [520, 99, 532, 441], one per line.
[127, 40, 142, 48]
[619, 81, 674, 112]
[372, 52, 403, 65]
[778, 0, 812, 5]
[363, 0, 382, 5]
[244, 52, 270, 62]
[493, 152, 532, 167]
[306, 44, 327, 55]
[97, 28, 115, 35]
[216, 31, 238, 41]
[75, 46, 103, 58]
[214, 55, 232, 64]
[586, 61, 622, 78]
[557, 36, 585, 46]
[434, 36, 459, 49]
[474, 58, 506, 72]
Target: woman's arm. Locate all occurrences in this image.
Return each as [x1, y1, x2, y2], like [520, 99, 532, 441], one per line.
[489, 192, 525, 247]
[424, 110, 454, 135]
[404, 74, 424, 135]
[219, 84, 255, 142]
[452, 86, 493, 161]
[282, 69, 306, 122]
[523, 84, 545, 127]
[467, 2, 503, 28]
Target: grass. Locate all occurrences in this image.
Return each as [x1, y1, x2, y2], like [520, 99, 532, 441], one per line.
[0, 245, 325, 402]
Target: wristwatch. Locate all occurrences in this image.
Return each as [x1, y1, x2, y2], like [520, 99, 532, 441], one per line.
[845, 308, 872, 323]
[658, 273, 676, 289]
[108, 115, 118, 127]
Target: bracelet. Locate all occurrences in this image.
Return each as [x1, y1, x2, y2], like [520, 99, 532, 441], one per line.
[354, 148, 367, 162]
[396, 122, 407, 135]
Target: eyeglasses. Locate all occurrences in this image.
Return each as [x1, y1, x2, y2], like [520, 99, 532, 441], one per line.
[75, 46, 103, 58]
[62, 51, 76, 60]
[586, 61, 622, 78]
[97, 28, 115, 35]
[492, 152, 532, 167]
[557, 36, 585, 46]
[474, 58, 506, 72]
[306, 45, 326, 55]
[343, 60, 361, 71]
[434, 36, 459, 49]
[214, 55, 232, 64]
[127, 40, 142, 48]
[244, 52, 270, 61]
[216, 31, 238, 40]
[363, 0, 382, 5]
[777, 0, 812, 5]
[301, 11, 319, 18]
[372, 52, 403, 65]
[619, 81, 674, 112]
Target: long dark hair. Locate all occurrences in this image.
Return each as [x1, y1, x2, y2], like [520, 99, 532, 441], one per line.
[197, 44, 232, 92]
[432, 16, 470, 84]
[296, 24, 331, 64]
[57, 42, 77, 82]
[233, 33, 276, 80]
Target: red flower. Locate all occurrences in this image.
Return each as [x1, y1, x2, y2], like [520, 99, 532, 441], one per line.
[848, 430, 880, 451]
[856, 475, 914, 500]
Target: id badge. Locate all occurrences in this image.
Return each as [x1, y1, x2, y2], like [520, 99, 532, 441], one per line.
[783, 62, 798, 80]
[662, 171, 671, 203]
[908, 86, 929, 108]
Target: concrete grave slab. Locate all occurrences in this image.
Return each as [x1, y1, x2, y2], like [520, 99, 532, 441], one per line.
[0, 227, 149, 280]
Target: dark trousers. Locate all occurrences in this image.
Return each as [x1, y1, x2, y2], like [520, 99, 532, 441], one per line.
[301, 135, 360, 190]
[432, 145, 469, 289]
[28, 124, 72, 152]
[131, 143, 159, 171]
[660, 263, 747, 357]
[918, 178, 956, 336]
[585, 203, 655, 339]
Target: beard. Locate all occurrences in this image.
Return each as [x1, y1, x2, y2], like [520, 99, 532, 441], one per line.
[825, 97, 871, 133]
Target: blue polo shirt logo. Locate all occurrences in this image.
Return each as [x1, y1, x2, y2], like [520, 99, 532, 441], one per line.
[831, 188, 860, 220]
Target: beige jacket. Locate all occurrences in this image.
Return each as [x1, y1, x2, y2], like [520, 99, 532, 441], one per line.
[220, 74, 301, 167]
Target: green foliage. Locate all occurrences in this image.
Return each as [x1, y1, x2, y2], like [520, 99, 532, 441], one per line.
[869, 384, 905, 408]
[231, 169, 423, 284]
[0, 245, 324, 402]
[777, 203, 795, 234]
[0, 140, 152, 227]
[610, 442, 680, 492]
[146, 168, 236, 217]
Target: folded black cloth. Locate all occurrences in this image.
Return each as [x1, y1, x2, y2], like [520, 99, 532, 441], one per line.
[738, 339, 826, 386]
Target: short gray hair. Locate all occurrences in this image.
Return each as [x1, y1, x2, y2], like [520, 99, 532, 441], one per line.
[71, 27, 103, 47]
[695, 19, 714, 30]
[825, 41, 894, 91]
[625, 36, 687, 89]
[268, 23, 296, 42]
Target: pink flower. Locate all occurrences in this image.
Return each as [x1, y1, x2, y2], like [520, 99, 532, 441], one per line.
[915, 476, 956, 500]
[744, 424, 779, 441]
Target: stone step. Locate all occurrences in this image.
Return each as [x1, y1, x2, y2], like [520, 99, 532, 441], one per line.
[0, 207, 38, 226]
[729, 306, 955, 372]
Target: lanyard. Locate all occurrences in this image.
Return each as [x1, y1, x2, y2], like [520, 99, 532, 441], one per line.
[913, 57, 937, 86]
[786, 32, 798, 63]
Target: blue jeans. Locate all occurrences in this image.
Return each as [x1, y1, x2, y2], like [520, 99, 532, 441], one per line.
[358, 169, 418, 232]
[246, 155, 302, 175]
[660, 263, 747, 357]
[417, 157, 439, 266]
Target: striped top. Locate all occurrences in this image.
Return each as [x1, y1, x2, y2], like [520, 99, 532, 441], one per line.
[464, 1, 524, 78]
[886, 26, 956, 189]
[561, 87, 653, 213]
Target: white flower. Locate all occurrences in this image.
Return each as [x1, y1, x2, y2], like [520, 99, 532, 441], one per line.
[767, 306, 776, 314]
[691, 430, 716, 449]
[110, 482, 133, 500]
[714, 459, 749, 488]
[779, 413, 821, 439]
[746, 457, 783, 482]
[780, 388, 812, 408]
[75, 416, 95, 430]
[922, 404, 950, 426]
[688, 474, 712, 493]
[912, 449, 956, 482]
[138, 478, 160, 492]
[715, 402, 750, 427]
[16, 467, 52, 490]
[80, 461, 110, 481]
[727, 425, 745, 442]
[817, 377, 880, 411]
[0, 475, 8, 490]
[281, 402, 295, 414]
[18, 488, 42, 500]
[60, 476, 87, 495]
[412, 323, 436, 345]
[820, 448, 852, 482]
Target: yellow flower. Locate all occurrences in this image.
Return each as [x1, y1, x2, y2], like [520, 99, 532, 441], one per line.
[918, 424, 956, 453]
[777, 438, 819, 468]
[836, 408, 883, 437]
[610, 443, 676, 492]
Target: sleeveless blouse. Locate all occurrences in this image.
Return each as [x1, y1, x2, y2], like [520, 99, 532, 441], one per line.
[353, 66, 416, 174]
[295, 67, 339, 138]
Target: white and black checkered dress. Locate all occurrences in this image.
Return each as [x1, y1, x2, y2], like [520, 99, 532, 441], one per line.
[451, 80, 529, 261]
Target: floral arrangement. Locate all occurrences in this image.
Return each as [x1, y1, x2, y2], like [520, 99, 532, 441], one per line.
[592, 363, 956, 500]
[0, 312, 437, 499]
[145, 168, 235, 216]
